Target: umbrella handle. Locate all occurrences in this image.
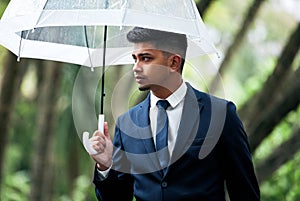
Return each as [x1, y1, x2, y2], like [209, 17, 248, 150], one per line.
[98, 114, 104, 133]
[83, 131, 98, 155]
[83, 114, 105, 155]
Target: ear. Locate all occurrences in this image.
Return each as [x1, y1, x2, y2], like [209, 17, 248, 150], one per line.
[169, 54, 182, 72]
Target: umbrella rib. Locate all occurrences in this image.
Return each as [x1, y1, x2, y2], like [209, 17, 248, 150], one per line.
[83, 26, 94, 70]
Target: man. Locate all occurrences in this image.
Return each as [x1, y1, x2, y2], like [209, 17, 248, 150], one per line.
[89, 27, 260, 201]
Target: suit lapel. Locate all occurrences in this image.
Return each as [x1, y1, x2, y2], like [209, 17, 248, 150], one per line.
[169, 83, 204, 166]
[134, 94, 163, 176]
[135, 94, 156, 153]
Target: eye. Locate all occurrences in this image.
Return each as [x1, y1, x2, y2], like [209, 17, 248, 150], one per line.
[141, 56, 152, 62]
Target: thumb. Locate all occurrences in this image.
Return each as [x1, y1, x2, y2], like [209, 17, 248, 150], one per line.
[103, 122, 111, 140]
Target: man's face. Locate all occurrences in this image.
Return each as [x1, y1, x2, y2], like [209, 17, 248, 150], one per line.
[131, 42, 171, 91]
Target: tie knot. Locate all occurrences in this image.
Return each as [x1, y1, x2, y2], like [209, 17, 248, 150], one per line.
[157, 100, 170, 110]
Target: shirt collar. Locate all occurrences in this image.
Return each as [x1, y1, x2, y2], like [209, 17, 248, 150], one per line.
[150, 82, 187, 109]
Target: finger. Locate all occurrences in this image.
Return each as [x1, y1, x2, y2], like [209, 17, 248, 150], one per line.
[92, 130, 101, 137]
[92, 138, 107, 149]
[90, 136, 106, 145]
[92, 144, 105, 153]
[93, 141, 105, 149]
[92, 130, 105, 137]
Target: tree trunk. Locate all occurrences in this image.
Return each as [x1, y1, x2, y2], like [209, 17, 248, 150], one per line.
[67, 114, 80, 190]
[255, 127, 300, 184]
[248, 64, 300, 151]
[209, 0, 266, 93]
[0, 52, 27, 191]
[196, 0, 213, 16]
[29, 61, 62, 201]
[239, 23, 300, 146]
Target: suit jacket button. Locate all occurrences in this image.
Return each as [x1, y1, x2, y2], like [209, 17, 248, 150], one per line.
[161, 181, 168, 188]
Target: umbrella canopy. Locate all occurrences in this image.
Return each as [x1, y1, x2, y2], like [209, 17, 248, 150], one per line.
[0, 0, 217, 67]
[0, 0, 219, 154]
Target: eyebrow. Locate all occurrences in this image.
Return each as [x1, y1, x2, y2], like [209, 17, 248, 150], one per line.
[132, 52, 152, 58]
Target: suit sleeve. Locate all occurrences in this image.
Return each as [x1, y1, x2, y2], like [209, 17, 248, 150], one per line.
[219, 102, 260, 201]
[93, 119, 134, 201]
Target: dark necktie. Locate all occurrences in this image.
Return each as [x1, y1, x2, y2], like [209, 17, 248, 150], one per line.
[155, 100, 170, 172]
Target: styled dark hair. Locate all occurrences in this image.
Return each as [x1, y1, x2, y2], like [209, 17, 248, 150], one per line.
[127, 27, 187, 71]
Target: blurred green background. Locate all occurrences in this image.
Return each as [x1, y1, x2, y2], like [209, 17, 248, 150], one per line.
[0, 0, 299, 200]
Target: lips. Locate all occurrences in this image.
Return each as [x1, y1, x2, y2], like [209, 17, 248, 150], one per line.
[135, 75, 145, 83]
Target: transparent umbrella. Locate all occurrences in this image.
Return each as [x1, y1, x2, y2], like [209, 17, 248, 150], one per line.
[0, 0, 216, 66]
[0, 0, 217, 154]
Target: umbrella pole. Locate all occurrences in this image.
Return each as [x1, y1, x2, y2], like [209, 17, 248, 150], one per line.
[98, 0, 109, 134]
[100, 25, 107, 114]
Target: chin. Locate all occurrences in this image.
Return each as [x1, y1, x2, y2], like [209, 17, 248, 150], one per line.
[138, 85, 150, 91]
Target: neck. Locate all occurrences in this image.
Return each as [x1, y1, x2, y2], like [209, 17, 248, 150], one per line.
[151, 79, 182, 99]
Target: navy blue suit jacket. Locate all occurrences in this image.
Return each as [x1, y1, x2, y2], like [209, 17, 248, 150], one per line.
[93, 83, 260, 201]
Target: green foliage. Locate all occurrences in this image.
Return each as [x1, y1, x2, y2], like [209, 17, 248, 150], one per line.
[1, 173, 96, 201]
[254, 107, 300, 163]
[0, 0, 299, 200]
[6, 99, 37, 172]
[261, 152, 300, 201]
[56, 175, 95, 201]
[255, 106, 300, 200]
[1, 171, 30, 201]
[258, 3, 298, 42]
[0, 0, 9, 17]
[205, 0, 251, 34]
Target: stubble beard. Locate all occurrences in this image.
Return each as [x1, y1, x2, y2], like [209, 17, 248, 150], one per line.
[138, 85, 150, 91]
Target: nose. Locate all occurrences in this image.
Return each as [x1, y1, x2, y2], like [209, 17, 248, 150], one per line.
[132, 61, 142, 73]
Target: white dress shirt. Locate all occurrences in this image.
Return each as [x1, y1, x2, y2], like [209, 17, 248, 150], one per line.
[150, 82, 187, 156]
[98, 82, 187, 177]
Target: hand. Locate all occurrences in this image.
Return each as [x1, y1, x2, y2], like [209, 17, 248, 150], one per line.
[90, 122, 113, 171]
